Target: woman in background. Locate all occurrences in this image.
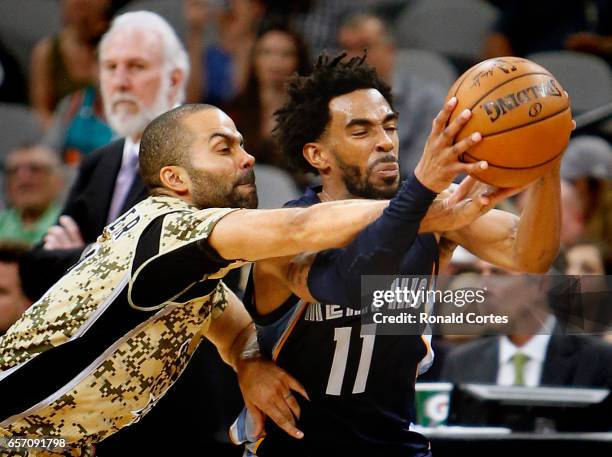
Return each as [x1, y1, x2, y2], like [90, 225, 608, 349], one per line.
[227, 22, 312, 176]
[184, 0, 265, 105]
[30, 0, 112, 127]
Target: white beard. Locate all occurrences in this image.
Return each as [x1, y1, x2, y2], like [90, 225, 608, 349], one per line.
[103, 74, 173, 139]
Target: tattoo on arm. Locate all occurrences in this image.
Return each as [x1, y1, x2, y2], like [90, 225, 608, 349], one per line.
[286, 253, 317, 302]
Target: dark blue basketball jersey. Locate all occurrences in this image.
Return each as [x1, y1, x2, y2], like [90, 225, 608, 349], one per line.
[235, 186, 438, 457]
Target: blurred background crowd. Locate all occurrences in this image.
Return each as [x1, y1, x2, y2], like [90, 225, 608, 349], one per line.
[0, 0, 611, 454]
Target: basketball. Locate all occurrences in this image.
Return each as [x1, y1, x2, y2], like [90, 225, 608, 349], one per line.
[448, 57, 573, 188]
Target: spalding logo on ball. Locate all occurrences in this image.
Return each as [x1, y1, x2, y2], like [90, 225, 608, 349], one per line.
[448, 57, 573, 188]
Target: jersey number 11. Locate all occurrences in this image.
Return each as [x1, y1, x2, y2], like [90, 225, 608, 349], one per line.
[326, 325, 376, 395]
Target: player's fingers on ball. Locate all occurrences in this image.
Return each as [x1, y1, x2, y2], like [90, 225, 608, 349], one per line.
[443, 109, 472, 143]
[454, 175, 477, 200]
[431, 97, 457, 136]
[450, 131, 481, 157]
[459, 161, 488, 176]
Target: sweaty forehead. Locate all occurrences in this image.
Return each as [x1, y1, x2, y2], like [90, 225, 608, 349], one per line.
[328, 89, 393, 125]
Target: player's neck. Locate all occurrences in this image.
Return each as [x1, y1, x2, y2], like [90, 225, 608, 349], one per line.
[318, 179, 354, 202]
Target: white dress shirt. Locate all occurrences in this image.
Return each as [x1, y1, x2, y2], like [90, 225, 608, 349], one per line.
[497, 316, 556, 387]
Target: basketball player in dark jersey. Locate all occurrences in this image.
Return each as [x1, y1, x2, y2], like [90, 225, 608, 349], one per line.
[230, 54, 566, 456]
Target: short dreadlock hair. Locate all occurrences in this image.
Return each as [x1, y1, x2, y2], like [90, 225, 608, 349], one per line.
[274, 52, 394, 174]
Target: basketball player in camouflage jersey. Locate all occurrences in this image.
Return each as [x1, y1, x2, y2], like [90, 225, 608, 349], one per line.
[0, 101, 505, 456]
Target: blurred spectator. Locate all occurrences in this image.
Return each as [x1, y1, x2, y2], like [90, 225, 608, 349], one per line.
[0, 39, 27, 104]
[184, 0, 265, 105]
[30, 0, 112, 127]
[561, 135, 612, 269]
[268, 0, 406, 55]
[338, 13, 446, 175]
[227, 22, 312, 175]
[43, 86, 114, 165]
[0, 242, 32, 335]
[560, 179, 587, 247]
[442, 263, 612, 389]
[0, 145, 62, 245]
[566, 241, 607, 275]
[484, 0, 612, 63]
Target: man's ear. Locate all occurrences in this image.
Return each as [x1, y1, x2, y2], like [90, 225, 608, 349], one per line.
[159, 165, 190, 195]
[168, 68, 185, 102]
[303, 142, 332, 173]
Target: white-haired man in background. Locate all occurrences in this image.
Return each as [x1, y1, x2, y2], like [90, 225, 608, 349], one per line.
[21, 11, 189, 298]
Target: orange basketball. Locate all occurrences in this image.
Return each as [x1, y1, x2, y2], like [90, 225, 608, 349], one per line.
[447, 57, 573, 188]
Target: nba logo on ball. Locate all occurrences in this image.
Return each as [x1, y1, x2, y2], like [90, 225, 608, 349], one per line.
[447, 57, 573, 188]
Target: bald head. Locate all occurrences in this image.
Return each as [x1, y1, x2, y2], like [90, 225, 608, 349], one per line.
[139, 104, 216, 191]
[140, 103, 256, 209]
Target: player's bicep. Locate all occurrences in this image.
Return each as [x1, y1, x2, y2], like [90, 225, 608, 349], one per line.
[444, 209, 519, 270]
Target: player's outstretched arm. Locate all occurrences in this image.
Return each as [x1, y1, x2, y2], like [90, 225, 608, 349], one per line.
[206, 284, 308, 439]
[208, 198, 389, 262]
[210, 99, 490, 264]
[444, 163, 561, 273]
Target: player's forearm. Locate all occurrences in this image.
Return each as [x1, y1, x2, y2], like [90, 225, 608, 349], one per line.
[206, 287, 258, 370]
[513, 166, 561, 272]
[298, 175, 437, 254]
[228, 323, 261, 372]
[292, 199, 388, 252]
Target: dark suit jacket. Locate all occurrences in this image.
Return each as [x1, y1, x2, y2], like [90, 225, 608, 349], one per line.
[20, 139, 148, 300]
[441, 334, 612, 388]
[61, 139, 148, 242]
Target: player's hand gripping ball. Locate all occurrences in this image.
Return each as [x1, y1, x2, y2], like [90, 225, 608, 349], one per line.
[447, 57, 573, 187]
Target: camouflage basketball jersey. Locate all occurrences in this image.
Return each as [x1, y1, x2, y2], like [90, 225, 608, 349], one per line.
[0, 196, 241, 456]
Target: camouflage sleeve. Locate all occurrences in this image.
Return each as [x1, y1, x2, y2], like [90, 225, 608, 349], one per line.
[127, 208, 239, 311]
